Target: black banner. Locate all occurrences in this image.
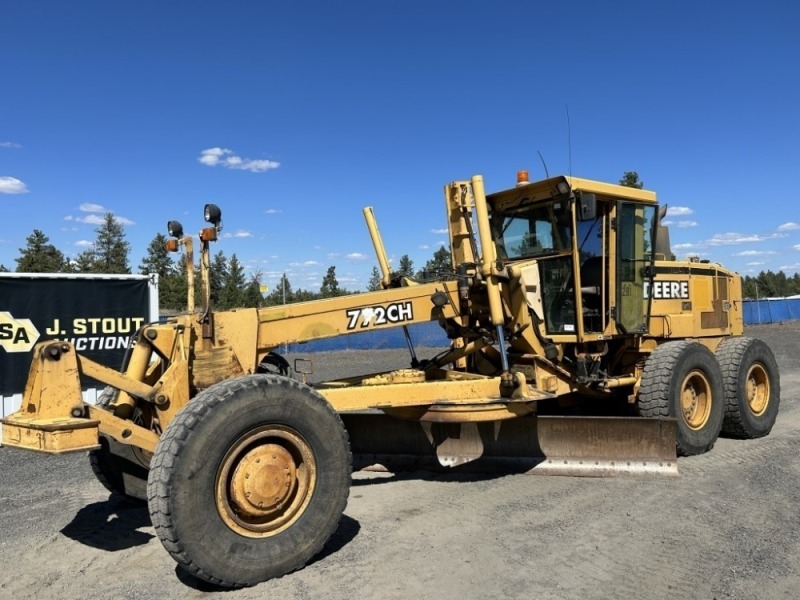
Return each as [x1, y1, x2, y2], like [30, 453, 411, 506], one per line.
[0, 277, 150, 396]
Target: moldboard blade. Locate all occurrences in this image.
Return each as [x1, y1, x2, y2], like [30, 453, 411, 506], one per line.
[341, 413, 678, 477]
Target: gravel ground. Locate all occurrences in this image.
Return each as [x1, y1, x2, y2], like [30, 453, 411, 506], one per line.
[0, 323, 798, 600]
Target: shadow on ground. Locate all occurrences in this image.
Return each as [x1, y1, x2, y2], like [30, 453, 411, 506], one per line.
[61, 495, 153, 551]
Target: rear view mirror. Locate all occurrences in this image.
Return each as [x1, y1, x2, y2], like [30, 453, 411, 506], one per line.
[577, 193, 597, 221]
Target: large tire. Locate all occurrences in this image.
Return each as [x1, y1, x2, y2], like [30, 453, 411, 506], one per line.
[147, 375, 351, 588]
[88, 387, 150, 502]
[638, 341, 724, 456]
[716, 336, 780, 439]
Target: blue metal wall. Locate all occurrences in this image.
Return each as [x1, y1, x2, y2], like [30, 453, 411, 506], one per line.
[287, 320, 449, 353]
[743, 298, 800, 325]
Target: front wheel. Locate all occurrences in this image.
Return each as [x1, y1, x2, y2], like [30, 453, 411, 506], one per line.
[147, 375, 351, 588]
[638, 341, 724, 456]
[88, 387, 150, 502]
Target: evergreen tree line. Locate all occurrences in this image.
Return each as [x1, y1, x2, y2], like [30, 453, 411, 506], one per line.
[742, 272, 800, 300]
[2, 213, 132, 274]
[1, 214, 456, 310]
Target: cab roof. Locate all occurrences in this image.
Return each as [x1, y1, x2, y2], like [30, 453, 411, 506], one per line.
[487, 175, 657, 210]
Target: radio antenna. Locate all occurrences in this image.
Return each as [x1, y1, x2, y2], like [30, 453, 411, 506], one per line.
[566, 103, 573, 180]
[537, 150, 550, 179]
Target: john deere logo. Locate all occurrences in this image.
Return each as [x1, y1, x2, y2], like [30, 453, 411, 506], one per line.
[0, 312, 41, 353]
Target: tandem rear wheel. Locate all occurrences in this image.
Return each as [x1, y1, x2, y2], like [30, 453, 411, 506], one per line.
[715, 336, 780, 439]
[147, 374, 352, 588]
[638, 341, 724, 456]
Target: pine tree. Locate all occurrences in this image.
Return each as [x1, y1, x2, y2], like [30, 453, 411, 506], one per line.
[0, 264, 8, 272]
[15, 229, 66, 272]
[219, 253, 246, 308]
[265, 274, 293, 305]
[619, 171, 644, 189]
[367, 266, 382, 291]
[242, 273, 265, 308]
[73, 248, 97, 273]
[139, 233, 175, 277]
[397, 254, 414, 277]
[320, 265, 340, 298]
[416, 246, 452, 280]
[210, 251, 228, 305]
[140, 233, 186, 309]
[78, 213, 131, 273]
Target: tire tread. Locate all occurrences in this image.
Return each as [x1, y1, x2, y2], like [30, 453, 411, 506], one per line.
[147, 375, 351, 588]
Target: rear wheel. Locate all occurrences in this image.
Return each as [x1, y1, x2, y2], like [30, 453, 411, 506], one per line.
[147, 375, 351, 588]
[638, 341, 724, 456]
[716, 336, 780, 439]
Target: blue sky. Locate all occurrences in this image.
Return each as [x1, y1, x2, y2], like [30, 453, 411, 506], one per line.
[2, 1, 799, 292]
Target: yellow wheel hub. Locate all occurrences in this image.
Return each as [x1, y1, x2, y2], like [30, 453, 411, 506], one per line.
[229, 444, 297, 518]
[680, 370, 711, 430]
[745, 363, 770, 416]
[216, 426, 316, 538]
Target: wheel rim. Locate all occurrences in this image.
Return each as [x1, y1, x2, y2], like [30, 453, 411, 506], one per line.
[680, 369, 712, 430]
[745, 362, 770, 416]
[216, 425, 316, 538]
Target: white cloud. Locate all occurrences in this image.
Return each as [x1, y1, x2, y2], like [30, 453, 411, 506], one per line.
[778, 222, 800, 231]
[673, 243, 697, 250]
[74, 240, 93, 247]
[667, 206, 694, 216]
[347, 252, 367, 260]
[779, 263, 800, 271]
[327, 252, 341, 258]
[198, 147, 280, 173]
[733, 250, 776, 256]
[76, 214, 105, 225]
[794, 244, 800, 251]
[431, 228, 448, 234]
[79, 202, 105, 213]
[0, 176, 28, 194]
[676, 221, 698, 228]
[287, 260, 320, 268]
[0, 142, 21, 149]
[706, 232, 786, 245]
[746, 261, 766, 266]
[75, 213, 135, 226]
[223, 229, 253, 239]
[418, 244, 429, 250]
[265, 208, 282, 215]
[198, 147, 226, 166]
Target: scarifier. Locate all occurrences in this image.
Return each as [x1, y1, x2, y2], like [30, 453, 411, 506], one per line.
[1, 172, 780, 587]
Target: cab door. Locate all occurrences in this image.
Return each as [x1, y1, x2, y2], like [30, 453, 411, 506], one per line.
[615, 202, 657, 333]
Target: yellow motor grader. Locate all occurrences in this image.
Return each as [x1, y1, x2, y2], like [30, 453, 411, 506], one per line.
[1, 172, 780, 587]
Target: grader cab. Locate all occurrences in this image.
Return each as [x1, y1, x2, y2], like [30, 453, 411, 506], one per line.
[1, 171, 780, 588]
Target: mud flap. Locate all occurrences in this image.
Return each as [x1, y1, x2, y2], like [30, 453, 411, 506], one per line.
[341, 413, 678, 477]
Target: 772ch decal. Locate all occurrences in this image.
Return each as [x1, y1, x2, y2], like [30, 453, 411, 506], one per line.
[346, 302, 414, 330]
